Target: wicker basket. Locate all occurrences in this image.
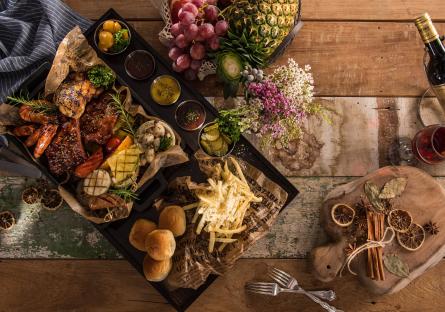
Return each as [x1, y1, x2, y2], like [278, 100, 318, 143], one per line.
[154, 0, 303, 76]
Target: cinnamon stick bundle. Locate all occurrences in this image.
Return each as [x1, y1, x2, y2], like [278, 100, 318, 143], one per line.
[366, 210, 385, 281]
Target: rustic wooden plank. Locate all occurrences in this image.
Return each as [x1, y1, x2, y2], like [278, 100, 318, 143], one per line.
[302, 1, 445, 21]
[2, 259, 445, 311]
[64, 0, 161, 20]
[64, 0, 445, 21]
[0, 260, 171, 311]
[128, 21, 445, 97]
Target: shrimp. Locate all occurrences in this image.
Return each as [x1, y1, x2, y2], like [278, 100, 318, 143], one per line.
[12, 124, 37, 137]
[33, 124, 58, 158]
[19, 104, 57, 124]
[24, 126, 43, 147]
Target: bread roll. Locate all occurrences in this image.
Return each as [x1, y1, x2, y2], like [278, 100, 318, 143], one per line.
[145, 229, 176, 261]
[158, 205, 186, 237]
[143, 254, 172, 282]
[129, 219, 157, 251]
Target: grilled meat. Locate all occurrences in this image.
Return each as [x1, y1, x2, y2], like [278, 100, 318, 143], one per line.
[34, 124, 58, 159]
[19, 104, 57, 124]
[54, 79, 97, 119]
[25, 126, 43, 147]
[87, 193, 126, 211]
[46, 119, 87, 176]
[13, 124, 37, 137]
[74, 149, 104, 178]
[80, 94, 119, 145]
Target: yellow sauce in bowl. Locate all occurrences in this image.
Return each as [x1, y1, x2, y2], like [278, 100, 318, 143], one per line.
[150, 75, 181, 106]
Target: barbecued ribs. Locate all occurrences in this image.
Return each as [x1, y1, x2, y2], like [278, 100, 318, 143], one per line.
[80, 93, 119, 145]
[46, 119, 87, 176]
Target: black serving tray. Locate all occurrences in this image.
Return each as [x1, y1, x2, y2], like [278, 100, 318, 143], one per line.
[8, 9, 299, 311]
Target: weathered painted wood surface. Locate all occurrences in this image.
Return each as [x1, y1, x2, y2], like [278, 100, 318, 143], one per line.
[2, 259, 445, 311]
[3, 174, 445, 259]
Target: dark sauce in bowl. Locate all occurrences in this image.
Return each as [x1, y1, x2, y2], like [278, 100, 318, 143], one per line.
[124, 50, 155, 80]
[175, 100, 206, 131]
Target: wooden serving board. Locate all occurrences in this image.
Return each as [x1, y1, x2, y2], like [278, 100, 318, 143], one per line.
[312, 166, 445, 295]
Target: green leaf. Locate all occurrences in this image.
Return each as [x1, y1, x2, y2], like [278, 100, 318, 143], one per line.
[364, 181, 384, 211]
[384, 254, 410, 278]
[379, 178, 407, 199]
[158, 136, 173, 152]
[87, 65, 115, 89]
[223, 81, 239, 99]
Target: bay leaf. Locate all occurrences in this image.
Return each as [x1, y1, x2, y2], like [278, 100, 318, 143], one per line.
[379, 177, 407, 199]
[384, 254, 410, 278]
[364, 181, 384, 211]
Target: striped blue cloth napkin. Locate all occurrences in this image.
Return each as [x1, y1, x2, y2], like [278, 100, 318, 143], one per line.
[0, 0, 92, 102]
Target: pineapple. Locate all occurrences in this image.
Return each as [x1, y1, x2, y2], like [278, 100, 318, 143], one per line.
[106, 145, 141, 185]
[217, 0, 300, 97]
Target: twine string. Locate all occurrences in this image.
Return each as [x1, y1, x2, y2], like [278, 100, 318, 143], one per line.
[340, 227, 395, 276]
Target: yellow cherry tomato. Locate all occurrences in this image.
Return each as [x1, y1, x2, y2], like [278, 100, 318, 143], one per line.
[113, 22, 122, 33]
[122, 29, 129, 40]
[102, 20, 115, 33]
[99, 31, 114, 49]
[98, 42, 109, 52]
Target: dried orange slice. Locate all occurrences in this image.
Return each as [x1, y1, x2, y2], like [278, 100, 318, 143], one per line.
[331, 204, 355, 227]
[22, 186, 41, 205]
[41, 189, 64, 211]
[397, 223, 425, 251]
[388, 209, 412, 233]
[0, 211, 15, 230]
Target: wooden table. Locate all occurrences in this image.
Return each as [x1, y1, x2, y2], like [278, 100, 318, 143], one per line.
[2, 1, 445, 311]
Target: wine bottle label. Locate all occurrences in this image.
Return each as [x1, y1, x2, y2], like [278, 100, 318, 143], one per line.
[433, 84, 445, 107]
[415, 13, 440, 44]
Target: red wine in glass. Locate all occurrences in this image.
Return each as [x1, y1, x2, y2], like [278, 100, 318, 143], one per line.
[412, 125, 445, 164]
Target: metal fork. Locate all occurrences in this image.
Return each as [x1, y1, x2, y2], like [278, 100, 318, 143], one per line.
[268, 267, 336, 301]
[246, 282, 343, 312]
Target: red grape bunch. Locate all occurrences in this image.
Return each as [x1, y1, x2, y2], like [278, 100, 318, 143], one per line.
[168, 0, 229, 80]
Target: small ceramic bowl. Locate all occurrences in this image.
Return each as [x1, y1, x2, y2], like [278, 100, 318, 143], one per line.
[94, 19, 131, 56]
[150, 75, 181, 106]
[198, 121, 236, 158]
[174, 100, 206, 131]
[124, 50, 156, 80]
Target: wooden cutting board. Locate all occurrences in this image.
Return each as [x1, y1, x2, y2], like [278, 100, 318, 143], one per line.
[312, 166, 445, 295]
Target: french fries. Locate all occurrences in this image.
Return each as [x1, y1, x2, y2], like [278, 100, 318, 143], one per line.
[187, 157, 262, 253]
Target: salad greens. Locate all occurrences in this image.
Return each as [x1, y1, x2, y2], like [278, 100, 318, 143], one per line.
[87, 65, 115, 88]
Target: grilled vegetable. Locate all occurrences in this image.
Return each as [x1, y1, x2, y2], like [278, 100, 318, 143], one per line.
[83, 169, 111, 196]
[106, 145, 141, 185]
[75, 149, 104, 178]
[105, 136, 122, 154]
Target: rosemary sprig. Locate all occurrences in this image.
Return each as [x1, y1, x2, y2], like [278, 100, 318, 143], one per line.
[7, 93, 58, 115]
[109, 187, 139, 202]
[109, 90, 135, 137]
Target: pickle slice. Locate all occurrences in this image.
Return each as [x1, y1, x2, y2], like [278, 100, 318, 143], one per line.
[204, 123, 219, 132]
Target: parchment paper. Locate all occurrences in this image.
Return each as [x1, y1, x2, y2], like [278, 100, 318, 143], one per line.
[158, 150, 289, 289]
[1, 27, 189, 224]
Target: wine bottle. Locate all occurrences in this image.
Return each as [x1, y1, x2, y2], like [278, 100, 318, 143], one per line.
[415, 13, 445, 106]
